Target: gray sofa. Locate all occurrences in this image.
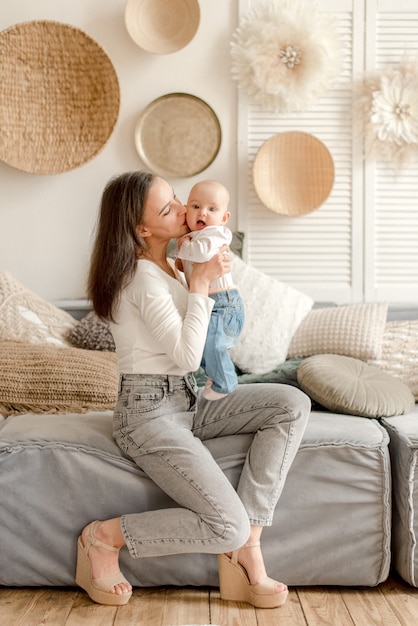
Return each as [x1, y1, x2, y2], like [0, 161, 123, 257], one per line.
[0, 407, 393, 588]
[0, 301, 417, 589]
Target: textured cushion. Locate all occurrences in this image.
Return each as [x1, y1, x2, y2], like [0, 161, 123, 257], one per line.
[368, 320, 418, 401]
[287, 302, 388, 360]
[0, 270, 75, 347]
[0, 341, 118, 416]
[297, 354, 415, 418]
[229, 254, 313, 373]
[67, 311, 115, 351]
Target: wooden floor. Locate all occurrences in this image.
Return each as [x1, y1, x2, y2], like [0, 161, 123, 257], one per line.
[1, 571, 418, 625]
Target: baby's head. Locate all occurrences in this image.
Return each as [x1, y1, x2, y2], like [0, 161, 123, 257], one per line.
[186, 180, 230, 231]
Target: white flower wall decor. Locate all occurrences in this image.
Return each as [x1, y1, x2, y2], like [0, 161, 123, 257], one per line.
[355, 56, 418, 168]
[230, 0, 344, 113]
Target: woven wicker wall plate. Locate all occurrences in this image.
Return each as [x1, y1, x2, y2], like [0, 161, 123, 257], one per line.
[134, 93, 221, 178]
[253, 132, 335, 216]
[125, 0, 200, 54]
[0, 20, 120, 175]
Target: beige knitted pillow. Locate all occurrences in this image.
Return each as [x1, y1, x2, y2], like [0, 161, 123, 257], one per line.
[0, 341, 118, 417]
[368, 320, 418, 401]
[0, 271, 75, 346]
[287, 302, 388, 361]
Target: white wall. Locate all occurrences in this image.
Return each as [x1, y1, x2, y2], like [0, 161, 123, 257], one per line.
[0, 0, 238, 300]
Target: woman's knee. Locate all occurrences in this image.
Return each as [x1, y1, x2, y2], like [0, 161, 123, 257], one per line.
[216, 504, 250, 552]
[268, 384, 311, 423]
[287, 386, 311, 419]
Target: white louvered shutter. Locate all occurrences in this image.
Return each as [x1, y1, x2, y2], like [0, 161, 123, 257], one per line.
[364, 0, 418, 302]
[237, 0, 418, 304]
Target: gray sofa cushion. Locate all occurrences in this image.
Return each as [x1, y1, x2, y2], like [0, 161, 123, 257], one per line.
[382, 405, 418, 587]
[0, 409, 391, 587]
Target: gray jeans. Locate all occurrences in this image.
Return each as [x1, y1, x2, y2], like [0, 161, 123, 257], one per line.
[113, 373, 310, 560]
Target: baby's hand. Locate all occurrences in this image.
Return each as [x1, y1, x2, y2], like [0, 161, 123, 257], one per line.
[177, 234, 192, 250]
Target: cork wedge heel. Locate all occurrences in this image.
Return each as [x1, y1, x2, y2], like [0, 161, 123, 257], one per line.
[217, 541, 288, 609]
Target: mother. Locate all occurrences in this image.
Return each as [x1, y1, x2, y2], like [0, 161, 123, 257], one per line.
[76, 170, 311, 608]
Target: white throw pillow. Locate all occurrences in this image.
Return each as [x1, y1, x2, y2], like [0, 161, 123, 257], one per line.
[0, 271, 76, 347]
[229, 254, 313, 374]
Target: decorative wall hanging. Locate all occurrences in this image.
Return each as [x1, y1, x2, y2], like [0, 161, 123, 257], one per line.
[125, 0, 200, 54]
[0, 20, 120, 175]
[354, 55, 418, 169]
[134, 93, 221, 178]
[252, 131, 334, 216]
[230, 0, 343, 112]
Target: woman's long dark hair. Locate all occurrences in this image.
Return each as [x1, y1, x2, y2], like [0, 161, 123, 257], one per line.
[87, 170, 155, 322]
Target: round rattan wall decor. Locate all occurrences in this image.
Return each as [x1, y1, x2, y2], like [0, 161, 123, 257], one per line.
[125, 0, 200, 54]
[253, 132, 334, 216]
[134, 93, 221, 178]
[0, 20, 120, 175]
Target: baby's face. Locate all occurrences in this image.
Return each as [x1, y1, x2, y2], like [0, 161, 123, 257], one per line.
[186, 182, 230, 231]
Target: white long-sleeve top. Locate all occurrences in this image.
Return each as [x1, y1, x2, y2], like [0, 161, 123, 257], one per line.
[110, 259, 214, 375]
[176, 225, 233, 293]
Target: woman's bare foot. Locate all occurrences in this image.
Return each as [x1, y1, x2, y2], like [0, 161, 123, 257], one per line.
[226, 525, 287, 595]
[81, 519, 132, 596]
[234, 543, 287, 593]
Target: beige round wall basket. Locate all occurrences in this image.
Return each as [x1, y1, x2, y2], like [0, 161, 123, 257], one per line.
[253, 132, 335, 216]
[0, 20, 120, 175]
[134, 93, 221, 178]
[125, 0, 200, 54]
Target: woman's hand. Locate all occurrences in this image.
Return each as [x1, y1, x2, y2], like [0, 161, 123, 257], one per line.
[189, 244, 230, 295]
[175, 257, 184, 272]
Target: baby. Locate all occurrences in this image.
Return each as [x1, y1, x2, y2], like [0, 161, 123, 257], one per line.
[176, 180, 244, 400]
